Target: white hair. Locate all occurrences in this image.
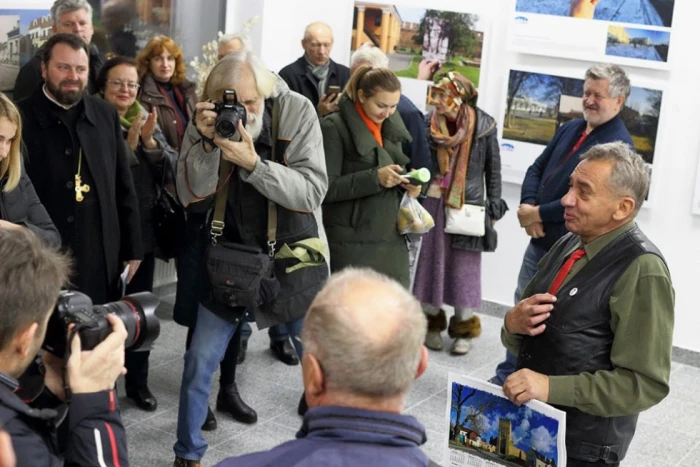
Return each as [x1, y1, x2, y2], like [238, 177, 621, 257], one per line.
[580, 142, 650, 211]
[585, 63, 631, 100]
[350, 43, 389, 68]
[302, 268, 427, 398]
[51, 0, 92, 25]
[204, 49, 279, 101]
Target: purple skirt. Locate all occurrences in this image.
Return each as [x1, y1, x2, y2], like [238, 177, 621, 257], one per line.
[413, 196, 482, 309]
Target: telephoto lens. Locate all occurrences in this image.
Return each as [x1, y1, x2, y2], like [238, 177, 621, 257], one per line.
[42, 291, 161, 357]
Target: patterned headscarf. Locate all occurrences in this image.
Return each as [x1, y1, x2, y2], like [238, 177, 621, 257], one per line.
[429, 72, 478, 209]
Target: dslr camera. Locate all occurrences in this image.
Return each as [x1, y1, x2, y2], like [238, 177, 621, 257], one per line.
[213, 89, 247, 139]
[42, 290, 161, 356]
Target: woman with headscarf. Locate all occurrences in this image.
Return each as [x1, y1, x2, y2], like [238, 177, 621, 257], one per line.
[413, 72, 508, 355]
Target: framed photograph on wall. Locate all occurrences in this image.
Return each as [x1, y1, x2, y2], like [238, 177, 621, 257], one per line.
[508, 0, 675, 70]
[0, 6, 51, 93]
[498, 66, 664, 201]
[349, 1, 490, 112]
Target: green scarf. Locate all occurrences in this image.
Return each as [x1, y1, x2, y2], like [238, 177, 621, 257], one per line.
[119, 99, 143, 129]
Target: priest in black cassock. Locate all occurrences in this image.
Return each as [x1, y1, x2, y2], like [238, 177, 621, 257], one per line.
[18, 34, 148, 407]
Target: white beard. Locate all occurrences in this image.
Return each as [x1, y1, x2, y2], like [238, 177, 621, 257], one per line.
[246, 106, 264, 141]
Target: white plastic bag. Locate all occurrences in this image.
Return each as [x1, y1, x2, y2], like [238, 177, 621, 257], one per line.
[397, 193, 435, 235]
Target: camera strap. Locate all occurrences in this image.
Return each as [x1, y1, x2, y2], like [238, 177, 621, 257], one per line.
[211, 99, 280, 257]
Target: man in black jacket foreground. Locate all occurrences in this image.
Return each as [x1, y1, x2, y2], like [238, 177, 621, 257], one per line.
[0, 227, 129, 466]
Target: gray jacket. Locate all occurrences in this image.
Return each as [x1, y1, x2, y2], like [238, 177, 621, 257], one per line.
[177, 79, 327, 214]
[176, 78, 329, 326]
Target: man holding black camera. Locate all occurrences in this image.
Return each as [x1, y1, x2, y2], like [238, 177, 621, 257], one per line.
[0, 227, 129, 467]
[173, 50, 328, 467]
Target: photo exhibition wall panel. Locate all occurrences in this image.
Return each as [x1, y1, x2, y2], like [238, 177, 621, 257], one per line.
[499, 66, 664, 194]
[349, 1, 490, 112]
[508, 0, 675, 70]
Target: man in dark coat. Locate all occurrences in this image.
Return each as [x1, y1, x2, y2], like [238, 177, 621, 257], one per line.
[0, 227, 129, 467]
[18, 33, 142, 305]
[279, 22, 350, 117]
[490, 63, 634, 385]
[13, 0, 105, 103]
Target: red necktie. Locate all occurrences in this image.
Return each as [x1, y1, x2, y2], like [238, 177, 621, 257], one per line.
[548, 248, 586, 295]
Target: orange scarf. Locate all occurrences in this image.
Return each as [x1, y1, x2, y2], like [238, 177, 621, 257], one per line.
[355, 101, 383, 147]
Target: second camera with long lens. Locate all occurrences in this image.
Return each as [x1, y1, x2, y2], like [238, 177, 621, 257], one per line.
[42, 290, 161, 356]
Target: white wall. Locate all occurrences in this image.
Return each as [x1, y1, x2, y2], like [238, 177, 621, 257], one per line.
[228, 0, 700, 353]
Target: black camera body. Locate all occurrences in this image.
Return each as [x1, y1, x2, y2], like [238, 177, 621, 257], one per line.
[213, 89, 247, 139]
[42, 290, 161, 357]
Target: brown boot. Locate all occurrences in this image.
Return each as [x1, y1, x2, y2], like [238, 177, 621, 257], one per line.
[425, 308, 447, 350]
[447, 315, 482, 355]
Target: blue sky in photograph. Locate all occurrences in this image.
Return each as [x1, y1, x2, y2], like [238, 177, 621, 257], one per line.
[627, 87, 660, 115]
[450, 383, 560, 458]
[624, 27, 670, 45]
[0, 9, 50, 33]
[392, 4, 485, 30]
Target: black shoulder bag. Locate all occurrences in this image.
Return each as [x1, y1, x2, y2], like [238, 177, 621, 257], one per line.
[205, 101, 281, 309]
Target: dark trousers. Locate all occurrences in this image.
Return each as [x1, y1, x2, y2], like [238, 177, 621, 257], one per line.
[186, 319, 240, 387]
[124, 253, 155, 390]
[568, 459, 619, 467]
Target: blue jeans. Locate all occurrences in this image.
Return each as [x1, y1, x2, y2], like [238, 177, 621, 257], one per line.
[173, 304, 304, 461]
[239, 321, 288, 343]
[493, 242, 548, 384]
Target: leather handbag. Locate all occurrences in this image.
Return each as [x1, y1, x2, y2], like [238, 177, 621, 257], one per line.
[205, 101, 281, 309]
[444, 203, 486, 237]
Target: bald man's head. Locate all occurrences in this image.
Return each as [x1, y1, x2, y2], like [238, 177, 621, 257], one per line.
[302, 268, 427, 402]
[302, 21, 334, 66]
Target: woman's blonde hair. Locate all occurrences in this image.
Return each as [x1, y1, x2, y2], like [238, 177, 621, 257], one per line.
[344, 65, 400, 102]
[136, 35, 187, 85]
[0, 93, 22, 192]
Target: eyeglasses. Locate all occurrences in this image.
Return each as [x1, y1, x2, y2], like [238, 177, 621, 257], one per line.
[107, 79, 140, 91]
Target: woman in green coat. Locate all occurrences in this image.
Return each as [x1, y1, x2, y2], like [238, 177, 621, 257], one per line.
[320, 66, 421, 287]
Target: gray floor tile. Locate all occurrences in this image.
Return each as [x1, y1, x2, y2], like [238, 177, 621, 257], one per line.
[423, 428, 446, 466]
[405, 392, 450, 435]
[624, 421, 698, 466]
[675, 440, 700, 467]
[640, 396, 700, 438]
[116, 376, 182, 423]
[210, 420, 298, 457]
[669, 364, 700, 406]
[126, 424, 177, 467]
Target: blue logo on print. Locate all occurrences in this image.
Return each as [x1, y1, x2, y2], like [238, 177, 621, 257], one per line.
[515, 16, 529, 23]
[501, 143, 515, 151]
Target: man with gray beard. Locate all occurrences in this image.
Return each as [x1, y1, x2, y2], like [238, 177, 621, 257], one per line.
[173, 50, 329, 467]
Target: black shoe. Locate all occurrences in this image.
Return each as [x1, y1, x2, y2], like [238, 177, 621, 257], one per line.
[297, 393, 308, 416]
[216, 383, 257, 424]
[201, 406, 217, 431]
[237, 339, 248, 365]
[270, 339, 299, 366]
[173, 457, 200, 467]
[126, 386, 157, 412]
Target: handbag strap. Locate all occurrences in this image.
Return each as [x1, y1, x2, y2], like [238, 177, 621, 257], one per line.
[210, 100, 280, 257]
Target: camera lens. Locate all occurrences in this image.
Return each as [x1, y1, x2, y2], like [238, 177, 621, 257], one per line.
[215, 117, 237, 138]
[97, 292, 161, 351]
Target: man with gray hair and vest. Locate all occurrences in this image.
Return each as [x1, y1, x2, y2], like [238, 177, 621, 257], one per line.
[500, 142, 674, 467]
[216, 268, 441, 467]
[13, 0, 105, 102]
[490, 63, 635, 384]
[173, 49, 328, 467]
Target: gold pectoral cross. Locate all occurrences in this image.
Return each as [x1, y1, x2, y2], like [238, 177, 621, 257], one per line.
[75, 174, 90, 202]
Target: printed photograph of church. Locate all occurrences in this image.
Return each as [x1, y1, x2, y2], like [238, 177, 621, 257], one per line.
[449, 381, 559, 467]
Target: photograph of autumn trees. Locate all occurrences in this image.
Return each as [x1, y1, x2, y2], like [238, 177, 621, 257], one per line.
[503, 69, 662, 165]
[449, 382, 559, 467]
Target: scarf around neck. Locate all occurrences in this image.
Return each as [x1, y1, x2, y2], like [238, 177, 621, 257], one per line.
[306, 56, 330, 96]
[118, 99, 144, 129]
[429, 73, 479, 209]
